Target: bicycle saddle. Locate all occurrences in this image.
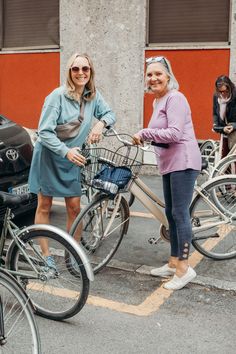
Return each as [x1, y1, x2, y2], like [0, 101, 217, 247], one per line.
[0, 191, 32, 207]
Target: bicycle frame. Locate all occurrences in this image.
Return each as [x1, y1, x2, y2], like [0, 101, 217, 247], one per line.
[130, 177, 168, 227]
[82, 127, 235, 241]
[129, 175, 235, 234]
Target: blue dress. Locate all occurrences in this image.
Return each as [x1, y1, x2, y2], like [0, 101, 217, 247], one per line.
[29, 86, 116, 197]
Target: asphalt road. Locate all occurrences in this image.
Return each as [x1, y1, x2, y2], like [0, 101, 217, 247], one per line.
[17, 175, 236, 353]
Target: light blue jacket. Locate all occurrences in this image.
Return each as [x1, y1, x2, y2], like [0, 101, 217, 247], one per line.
[37, 85, 116, 157]
[29, 85, 116, 197]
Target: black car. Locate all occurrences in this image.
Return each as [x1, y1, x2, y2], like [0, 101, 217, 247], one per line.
[0, 114, 38, 221]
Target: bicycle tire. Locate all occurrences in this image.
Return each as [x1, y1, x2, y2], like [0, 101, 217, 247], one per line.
[0, 269, 41, 353]
[70, 193, 130, 274]
[211, 154, 236, 178]
[191, 176, 236, 260]
[8, 230, 90, 321]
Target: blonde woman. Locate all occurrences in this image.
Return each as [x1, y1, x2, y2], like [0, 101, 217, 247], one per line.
[29, 53, 116, 268]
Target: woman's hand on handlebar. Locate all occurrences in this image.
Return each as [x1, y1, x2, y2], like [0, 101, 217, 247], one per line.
[132, 134, 143, 146]
[87, 121, 105, 144]
[67, 147, 86, 166]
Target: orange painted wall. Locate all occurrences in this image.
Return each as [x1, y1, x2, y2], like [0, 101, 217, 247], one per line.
[0, 52, 60, 128]
[144, 49, 230, 140]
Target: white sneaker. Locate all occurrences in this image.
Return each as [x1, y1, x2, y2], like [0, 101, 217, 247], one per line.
[150, 264, 176, 278]
[163, 267, 196, 290]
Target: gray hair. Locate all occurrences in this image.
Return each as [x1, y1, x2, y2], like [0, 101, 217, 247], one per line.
[145, 56, 179, 92]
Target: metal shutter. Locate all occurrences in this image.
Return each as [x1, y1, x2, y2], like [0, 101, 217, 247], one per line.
[148, 0, 230, 45]
[0, 0, 59, 50]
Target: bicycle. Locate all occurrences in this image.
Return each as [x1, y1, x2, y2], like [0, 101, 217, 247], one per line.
[70, 128, 236, 274]
[210, 146, 236, 179]
[0, 267, 41, 353]
[200, 137, 236, 179]
[0, 191, 94, 321]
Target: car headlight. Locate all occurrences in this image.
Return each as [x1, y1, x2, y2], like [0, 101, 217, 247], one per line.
[23, 127, 38, 146]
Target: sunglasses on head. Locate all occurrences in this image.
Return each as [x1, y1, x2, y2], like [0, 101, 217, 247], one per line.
[146, 56, 169, 71]
[71, 66, 90, 73]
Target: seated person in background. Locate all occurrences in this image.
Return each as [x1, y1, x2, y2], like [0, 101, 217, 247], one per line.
[213, 75, 236, 157]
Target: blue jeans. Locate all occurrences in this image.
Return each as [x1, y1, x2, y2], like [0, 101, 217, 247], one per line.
[162, 169, 199, 260]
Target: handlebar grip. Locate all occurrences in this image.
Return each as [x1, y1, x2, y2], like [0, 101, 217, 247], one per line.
[151, 142, 169, 149]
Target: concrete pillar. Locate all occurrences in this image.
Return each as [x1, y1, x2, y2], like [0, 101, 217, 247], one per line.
[60, 0, 146, 132]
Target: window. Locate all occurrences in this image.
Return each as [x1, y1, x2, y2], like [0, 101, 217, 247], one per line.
[0, 0, 59, 50]
[148, 0, 230, 45]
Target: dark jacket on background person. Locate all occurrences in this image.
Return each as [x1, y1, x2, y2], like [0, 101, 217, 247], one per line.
[213, 91, 236, 133]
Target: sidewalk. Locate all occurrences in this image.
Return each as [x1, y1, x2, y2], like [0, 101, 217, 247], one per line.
[51, 174, 236, 291]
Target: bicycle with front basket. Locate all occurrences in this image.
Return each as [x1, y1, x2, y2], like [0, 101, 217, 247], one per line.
[70, 128, 236, 274]
[0, 191, 93, 321]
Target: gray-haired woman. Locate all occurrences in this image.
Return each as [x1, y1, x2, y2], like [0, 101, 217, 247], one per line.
[133, 56, 201, 290]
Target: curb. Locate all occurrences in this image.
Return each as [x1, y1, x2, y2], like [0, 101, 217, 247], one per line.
[107, 259, 236, 292]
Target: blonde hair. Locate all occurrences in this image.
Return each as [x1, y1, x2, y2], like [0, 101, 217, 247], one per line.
[65, 53, 96, 101]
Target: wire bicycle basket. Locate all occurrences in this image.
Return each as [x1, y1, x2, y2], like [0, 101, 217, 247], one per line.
[81, 145, 143, 195]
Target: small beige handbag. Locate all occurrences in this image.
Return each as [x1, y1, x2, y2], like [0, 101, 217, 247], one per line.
[55, 100, 85, 141]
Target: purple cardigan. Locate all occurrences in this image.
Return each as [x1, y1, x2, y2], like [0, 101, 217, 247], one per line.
[139, 90, 201, 175]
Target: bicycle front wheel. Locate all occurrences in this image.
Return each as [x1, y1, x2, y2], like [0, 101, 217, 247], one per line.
[70, 194, 130, 274]
[8, 230, 90, 321]
[0, 269, 41, 354]
[191, 176, 236, 260]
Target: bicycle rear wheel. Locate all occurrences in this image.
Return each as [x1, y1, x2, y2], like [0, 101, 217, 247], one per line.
[0, 269, 41, 353]
[191, 176, 236, 260]
[8, 230, 89, 321]
[70, 194, 130, 274]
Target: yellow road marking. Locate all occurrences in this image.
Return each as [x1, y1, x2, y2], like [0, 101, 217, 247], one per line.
[29, 281, 172, 317]
[50, 200, 233, 316]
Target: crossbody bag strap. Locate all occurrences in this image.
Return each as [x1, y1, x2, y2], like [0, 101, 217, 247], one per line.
[78, 99, 85, 124]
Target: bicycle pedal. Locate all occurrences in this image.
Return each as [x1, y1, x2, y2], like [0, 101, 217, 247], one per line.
[148, 237, 159, 245]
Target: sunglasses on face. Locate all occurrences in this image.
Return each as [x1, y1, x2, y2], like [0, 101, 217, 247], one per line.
[70, 66, 91, 73]
[146, 56, 169, 71]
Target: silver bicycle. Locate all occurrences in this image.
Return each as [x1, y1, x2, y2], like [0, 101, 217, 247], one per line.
[210, 145, 236, 178]
[70, 128, 236, 274]
[0, 191, 93, 321]
[0, 267, 41, 353]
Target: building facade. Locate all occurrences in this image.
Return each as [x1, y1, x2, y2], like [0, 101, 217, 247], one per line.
[0, 0, 235, 140]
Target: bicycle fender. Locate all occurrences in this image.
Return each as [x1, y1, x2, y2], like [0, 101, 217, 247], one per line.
[6, 224, 94, 282]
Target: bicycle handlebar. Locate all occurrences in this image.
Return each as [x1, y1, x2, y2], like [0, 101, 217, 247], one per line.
[104, 127, 169, 149]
